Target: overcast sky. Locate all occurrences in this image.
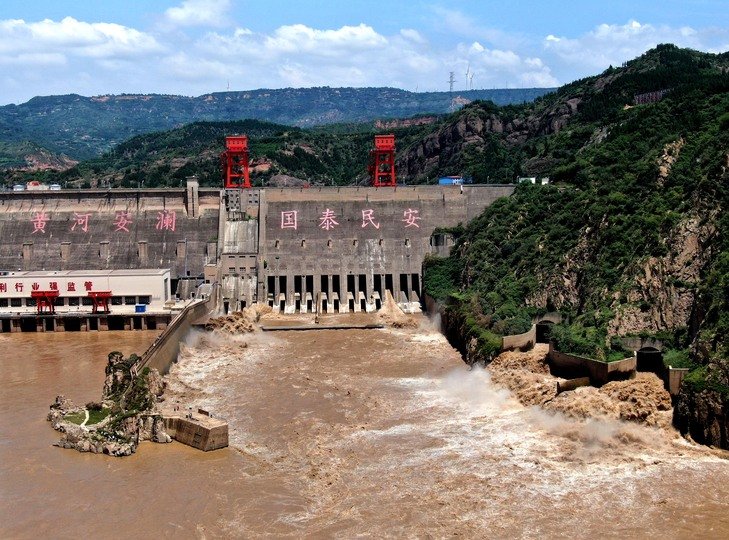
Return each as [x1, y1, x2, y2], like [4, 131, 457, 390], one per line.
[1, 0, 727, 105]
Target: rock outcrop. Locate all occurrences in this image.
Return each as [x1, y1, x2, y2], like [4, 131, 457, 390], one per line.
[48, 352, 172, 457]
[607, 212, 717, 337]
[398, 95, 582, 182]
[675, 388, 729, 448]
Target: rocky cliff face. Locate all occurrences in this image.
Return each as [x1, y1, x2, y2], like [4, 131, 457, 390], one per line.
[398, 94, 582, 182]
[21, 149, 77, 171]
[608, 212, 718, 337]
[675, 388, 728, 448]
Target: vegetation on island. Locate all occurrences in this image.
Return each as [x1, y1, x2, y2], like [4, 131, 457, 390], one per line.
[48, 351, 169, 456]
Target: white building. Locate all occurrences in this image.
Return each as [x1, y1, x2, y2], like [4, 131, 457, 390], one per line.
[0, 269, 172, 315]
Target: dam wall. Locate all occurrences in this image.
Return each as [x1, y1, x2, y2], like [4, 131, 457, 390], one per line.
[0, 186, 221, 280]
[0, 183, 515, 313]
[256, 184, 514, 312]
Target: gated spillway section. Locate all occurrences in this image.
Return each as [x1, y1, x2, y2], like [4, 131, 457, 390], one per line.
[225, 184, 514, 314]
[0, 182, 515, 319]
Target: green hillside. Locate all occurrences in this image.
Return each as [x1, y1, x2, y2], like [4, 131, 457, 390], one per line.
[422, 44, 729, 446]
[0, 118, 437, 188]
[0, 87, 553, 162]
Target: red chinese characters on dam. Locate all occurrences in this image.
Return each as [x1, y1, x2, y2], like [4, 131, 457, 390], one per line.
[279, 208, 421, 230]
[31, 212, 49, 234]
[26, 210, 179, 233]
[72, 213, 92, 232]
[113, 212, 133, 232]
[0, 280, 95, 296]
[155, 210, 176, 231]
[319, 208, 338, 231]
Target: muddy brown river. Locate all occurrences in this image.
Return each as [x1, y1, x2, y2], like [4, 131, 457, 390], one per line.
[2, 320, 729, 538]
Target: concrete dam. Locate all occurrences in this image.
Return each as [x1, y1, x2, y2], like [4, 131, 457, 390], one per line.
[0, 182, 515, 315]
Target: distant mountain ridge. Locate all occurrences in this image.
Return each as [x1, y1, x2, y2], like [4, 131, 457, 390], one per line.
[0, 86, 554, 163]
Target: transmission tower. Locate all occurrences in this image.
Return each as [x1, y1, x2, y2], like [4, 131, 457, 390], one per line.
[448, 71, 456, 93]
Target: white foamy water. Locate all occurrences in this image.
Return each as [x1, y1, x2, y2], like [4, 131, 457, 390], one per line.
[163, 323, 729, 537]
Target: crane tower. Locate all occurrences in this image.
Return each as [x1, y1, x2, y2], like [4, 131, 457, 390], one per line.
[221, 135, 251, 189]
[369, 134, 396, 187]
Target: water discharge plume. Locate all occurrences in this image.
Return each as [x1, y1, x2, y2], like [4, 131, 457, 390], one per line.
[204, 304, 271, 333]
[488, 345, 674, 426]
[485, 343, 712, 464]
[378, 290, 418, 328]
[487, 344, 559, 406]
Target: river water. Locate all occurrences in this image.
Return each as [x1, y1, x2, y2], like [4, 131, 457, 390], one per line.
[2, 322, 729, 538]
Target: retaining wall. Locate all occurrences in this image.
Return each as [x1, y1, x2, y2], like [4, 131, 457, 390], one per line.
[501, 324, 536, 351]
[618, 336, 664, 351]
[666, 367, 690, 396]
[547, 342, 636, 386]
[140, 295, 215, 375]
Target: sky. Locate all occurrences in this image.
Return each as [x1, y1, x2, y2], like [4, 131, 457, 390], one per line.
[0, 0, 727, 105]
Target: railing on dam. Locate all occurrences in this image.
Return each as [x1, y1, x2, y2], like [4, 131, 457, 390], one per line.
[139, 288, 218, 375]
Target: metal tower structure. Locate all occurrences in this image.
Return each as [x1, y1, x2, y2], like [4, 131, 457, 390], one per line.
[448, 71, 456, 93]
[221, 135, 251, 189]
[369, 134, 396, 187]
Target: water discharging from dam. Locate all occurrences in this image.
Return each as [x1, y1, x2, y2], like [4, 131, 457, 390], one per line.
[2, 320, 729, 537]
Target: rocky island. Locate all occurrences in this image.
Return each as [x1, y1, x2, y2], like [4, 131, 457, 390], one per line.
[47, 351, 172, 456]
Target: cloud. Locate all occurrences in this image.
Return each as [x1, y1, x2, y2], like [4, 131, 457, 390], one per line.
[0, 17, 162, 60]
[0, 52, 67, 67]
[431, 6, 525, 49]
[263, 23, 388, 55]
[454, 42, 558, 88]
[163, 0, 231, 28]
[400, 28, 426, 44]
[5, 9, 726, 105]
[182, 23, 553, 91]
[544, 19, 729, 73]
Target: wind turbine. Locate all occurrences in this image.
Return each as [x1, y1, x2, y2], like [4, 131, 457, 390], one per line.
[465, 64, 471, 91]
[469, 72, 475, 90]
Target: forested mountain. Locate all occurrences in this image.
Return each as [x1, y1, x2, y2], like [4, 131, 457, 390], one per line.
[421, 44, 729, 447]
[0, 118, 436, 188]
[0, 86, 552, 164]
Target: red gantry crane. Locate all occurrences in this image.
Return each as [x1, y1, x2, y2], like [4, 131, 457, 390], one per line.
[369, 134, 396, 187]
[221, 135, 251, 189]
[30, 290, 59, 314]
